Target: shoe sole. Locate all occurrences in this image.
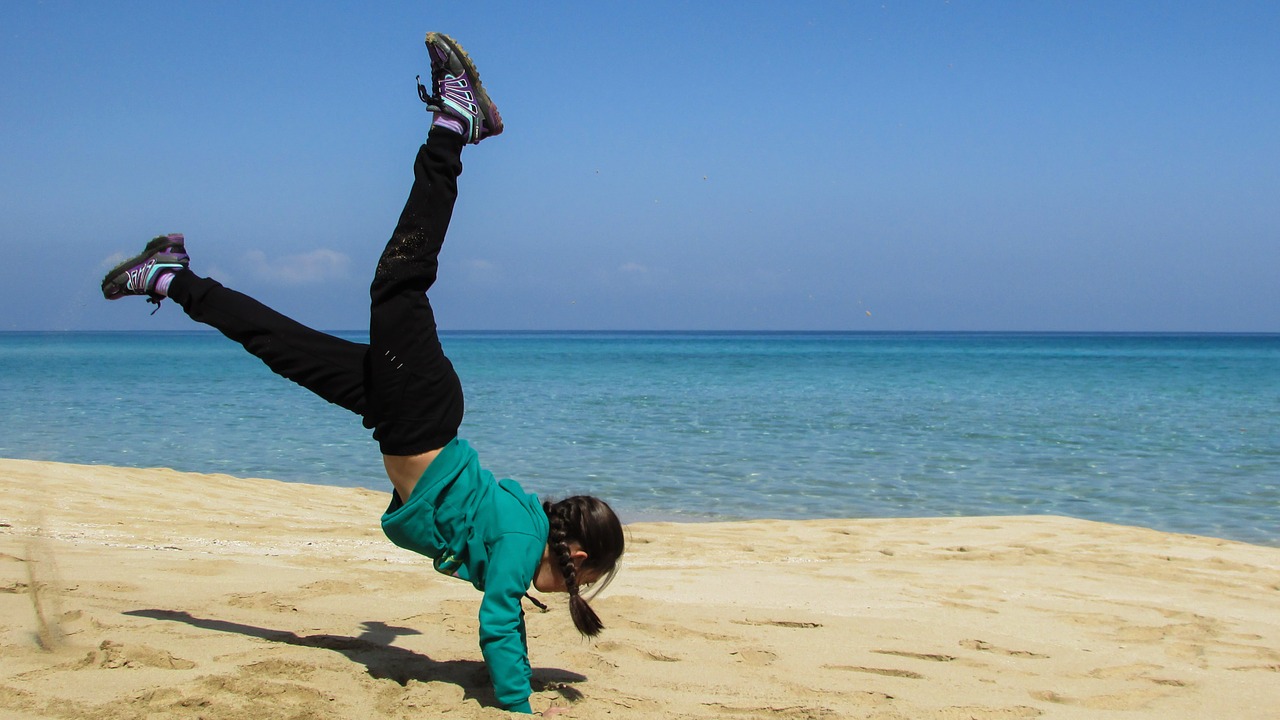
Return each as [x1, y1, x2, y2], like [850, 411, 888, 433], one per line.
[425, 32, 503, 139]
[101, 237, 186, 299]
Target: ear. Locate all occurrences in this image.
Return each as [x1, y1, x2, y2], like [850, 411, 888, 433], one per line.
[571, 549, 588, 566]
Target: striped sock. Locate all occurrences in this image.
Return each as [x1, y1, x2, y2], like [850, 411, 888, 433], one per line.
[432, 112, 465, 136]
[154, 271, 176, 297]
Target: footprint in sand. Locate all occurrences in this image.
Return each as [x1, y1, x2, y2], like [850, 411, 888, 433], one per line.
[1084, 662, 1163, 679]
[192, 673, 333, 709]
[731, 649, 777, 666]
[299, 579, 365, 595]
[224, 592, 298, 613]
[1083, 662, 1191, 687]
[1031, 687, 1171, 711]
[564, 648, 619, 672]
[240, 658, 317, 680]
[168, 558, 237, 577]
[594, 640, 681, 663]
[674, 626, 738, 642]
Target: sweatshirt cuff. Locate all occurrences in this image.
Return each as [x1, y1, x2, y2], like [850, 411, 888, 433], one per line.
[504, 699, 532, 714]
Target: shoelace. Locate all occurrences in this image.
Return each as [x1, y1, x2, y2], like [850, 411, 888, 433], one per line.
[146, 297, 164, 315]
[417, 74, 449, 110]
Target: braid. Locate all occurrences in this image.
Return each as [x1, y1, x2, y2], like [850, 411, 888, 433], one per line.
[544, 498, 606, 637]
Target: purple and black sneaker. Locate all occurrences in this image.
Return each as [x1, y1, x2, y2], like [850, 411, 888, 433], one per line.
[418, 32, 503, 144]
[101, 233, 189, 305]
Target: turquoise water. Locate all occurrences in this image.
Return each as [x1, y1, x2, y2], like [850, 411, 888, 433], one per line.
[2, 332, 1277, 546]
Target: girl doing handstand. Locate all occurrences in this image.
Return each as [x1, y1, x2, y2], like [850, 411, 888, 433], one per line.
[101, 32, 624, 715]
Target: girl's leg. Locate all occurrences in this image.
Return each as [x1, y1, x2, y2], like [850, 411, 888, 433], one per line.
[165, 271, 370, 416]
[364, 127, 467, 456]
[154, 126, 469, 449]
[117, 33, 495, 459]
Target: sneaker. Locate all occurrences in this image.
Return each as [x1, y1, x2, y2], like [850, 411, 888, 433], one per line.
[419, 32, 503, 143]
[101, 233, 189, 302]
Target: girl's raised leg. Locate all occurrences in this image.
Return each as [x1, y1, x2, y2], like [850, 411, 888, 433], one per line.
[366, 31, 504, 462]
[364, 127, 467, 458]
[167, 272, 370, 415]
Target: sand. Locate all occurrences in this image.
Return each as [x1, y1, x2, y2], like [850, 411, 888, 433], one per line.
[2, 458, 1277, 719]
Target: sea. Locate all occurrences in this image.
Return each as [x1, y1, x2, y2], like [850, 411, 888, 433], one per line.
[1, 331, 1276, 547]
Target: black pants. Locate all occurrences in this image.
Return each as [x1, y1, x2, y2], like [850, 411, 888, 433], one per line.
[167, 128, 467, 456]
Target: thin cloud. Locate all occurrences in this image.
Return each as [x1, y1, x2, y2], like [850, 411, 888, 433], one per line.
[461, 258, 504, 284]
[433, 258, 506, 288]
[243, 249, 351, 285]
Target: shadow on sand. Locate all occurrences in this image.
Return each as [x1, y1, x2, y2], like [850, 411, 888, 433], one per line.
[123, 609, 586, 707]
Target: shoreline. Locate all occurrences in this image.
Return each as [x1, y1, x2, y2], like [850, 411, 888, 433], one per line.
[3, 453, 1274, 549]
[3, 458, 1278, 719]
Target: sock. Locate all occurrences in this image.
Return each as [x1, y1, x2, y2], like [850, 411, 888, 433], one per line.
[154, 271, 176, 297]
[432, 112, 465, 136]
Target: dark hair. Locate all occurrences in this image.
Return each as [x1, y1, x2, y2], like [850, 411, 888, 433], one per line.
[542, 496, 625, 637]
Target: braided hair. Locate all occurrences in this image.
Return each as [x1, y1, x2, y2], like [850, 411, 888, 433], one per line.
[542, 496, 625, 637]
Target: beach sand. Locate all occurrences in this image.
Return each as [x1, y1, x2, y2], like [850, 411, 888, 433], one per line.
[2, 459, 1277, 719]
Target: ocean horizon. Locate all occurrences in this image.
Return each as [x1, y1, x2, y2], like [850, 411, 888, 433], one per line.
[2, 330, 1276, 546]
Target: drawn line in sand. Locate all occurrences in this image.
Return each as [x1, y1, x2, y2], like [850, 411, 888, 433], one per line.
[931, 706, 1043, 719]
[701, 702, 839, 717]
[873, 649, 957, 662]
[960, 639, 1049, 659]
[822, 665, 924, 679]
[733, 619, 824, 629]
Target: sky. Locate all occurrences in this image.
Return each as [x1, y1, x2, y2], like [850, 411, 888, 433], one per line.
[2, 1, 1278, 332]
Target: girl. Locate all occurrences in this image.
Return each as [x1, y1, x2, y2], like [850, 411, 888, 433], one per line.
[101, 32, 625, 715]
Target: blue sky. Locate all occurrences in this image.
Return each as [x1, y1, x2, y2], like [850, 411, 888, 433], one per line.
[3, 1, 1277, 332]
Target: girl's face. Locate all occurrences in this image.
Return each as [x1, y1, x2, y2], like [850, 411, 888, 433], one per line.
[533, 543, 598, 593]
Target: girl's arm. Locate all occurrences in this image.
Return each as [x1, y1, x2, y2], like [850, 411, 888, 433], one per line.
[478, 533, 544, 713]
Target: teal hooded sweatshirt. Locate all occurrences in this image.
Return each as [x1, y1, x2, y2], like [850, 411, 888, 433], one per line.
[381, 438, 548, 714]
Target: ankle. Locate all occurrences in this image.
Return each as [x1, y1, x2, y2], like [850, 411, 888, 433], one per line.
[431, 112, 465, 137]
[153, 270, 177, 297]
